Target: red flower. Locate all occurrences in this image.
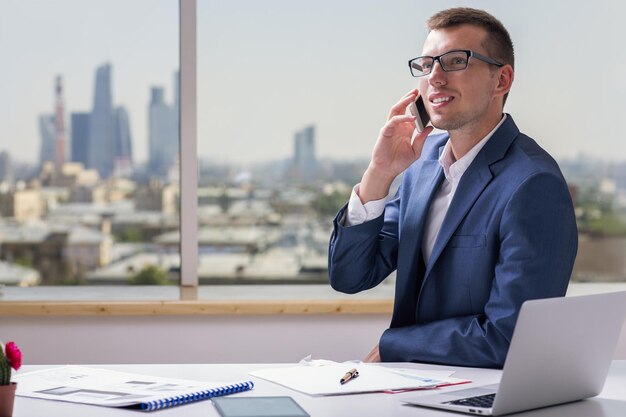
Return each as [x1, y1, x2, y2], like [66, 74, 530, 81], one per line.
[5, 342, 22, 371]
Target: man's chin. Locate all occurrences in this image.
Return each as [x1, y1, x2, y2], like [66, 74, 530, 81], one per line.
[430, 118, 451, 131]
[431, 116, 465, 132]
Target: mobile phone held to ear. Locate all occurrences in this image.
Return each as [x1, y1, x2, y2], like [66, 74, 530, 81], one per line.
[408, 95, 430, 133]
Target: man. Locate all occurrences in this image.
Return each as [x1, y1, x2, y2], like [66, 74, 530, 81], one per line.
[328, 8, 578, 368]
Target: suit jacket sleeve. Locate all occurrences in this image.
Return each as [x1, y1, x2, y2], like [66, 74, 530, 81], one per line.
[328, 187, 402, 294]
[379, 172, 578, 367]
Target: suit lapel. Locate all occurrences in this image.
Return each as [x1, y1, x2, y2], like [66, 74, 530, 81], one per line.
[424, 115, 520, 278]
[425, 163, 492, 276]
[400, 159, 444, 250]
[393, 155, 444, 326]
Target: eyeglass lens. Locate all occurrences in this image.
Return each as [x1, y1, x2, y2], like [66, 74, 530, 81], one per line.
[411, 51, 469, 76]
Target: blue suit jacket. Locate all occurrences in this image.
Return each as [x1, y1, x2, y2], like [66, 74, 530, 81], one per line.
[328, 116, 578, 368]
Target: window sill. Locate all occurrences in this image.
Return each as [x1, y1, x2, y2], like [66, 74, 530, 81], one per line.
[1, 282, 624, 316]
[0, 284, 395, 316]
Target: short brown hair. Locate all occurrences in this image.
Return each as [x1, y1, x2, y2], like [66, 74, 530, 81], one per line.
[427, 8, 514, 70]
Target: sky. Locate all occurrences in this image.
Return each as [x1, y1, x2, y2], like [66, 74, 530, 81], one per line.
[1, 0, 625, 166]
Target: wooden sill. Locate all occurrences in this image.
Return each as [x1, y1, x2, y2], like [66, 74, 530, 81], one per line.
[0, 299, 393, 316]
[0, 284, 395, 316]
[3, 282, 621, 316]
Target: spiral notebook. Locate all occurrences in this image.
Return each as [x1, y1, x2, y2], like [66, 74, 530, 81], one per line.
[14, 366, 254, 412]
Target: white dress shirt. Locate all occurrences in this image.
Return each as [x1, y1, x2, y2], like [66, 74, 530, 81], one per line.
[345, 115, 507, 264]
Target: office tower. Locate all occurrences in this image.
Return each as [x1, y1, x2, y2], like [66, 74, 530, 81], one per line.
[39, 114, 56, 166]
[293, 125, 317, 182]
[70, 112, 90, 167]
[173, 71, 179, 113]
[173, 71, 179, 148]
[54, 76, 67, 167]
[148, 86, 178, 178]
[88, 63, 115, 179]
[113, 106, 133, 177]
[0, 151, 13, 185]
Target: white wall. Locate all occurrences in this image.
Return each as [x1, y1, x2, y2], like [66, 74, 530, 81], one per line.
[2, 314, 390, 364]
[3, 313, 625, 365]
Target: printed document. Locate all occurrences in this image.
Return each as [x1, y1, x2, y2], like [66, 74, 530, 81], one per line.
[14, 366, 245, 408]
[250, 361, 469, 396]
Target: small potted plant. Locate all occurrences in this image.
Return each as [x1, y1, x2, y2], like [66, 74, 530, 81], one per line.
[0, 341, 22, 417]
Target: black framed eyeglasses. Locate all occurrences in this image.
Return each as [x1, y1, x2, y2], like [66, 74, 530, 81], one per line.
[408, 50, 504, 77]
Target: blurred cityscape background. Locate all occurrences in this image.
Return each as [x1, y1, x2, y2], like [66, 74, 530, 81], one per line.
[0, 62, 363, 286]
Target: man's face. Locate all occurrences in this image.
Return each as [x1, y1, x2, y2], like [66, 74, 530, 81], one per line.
[418, 24, 502, 134]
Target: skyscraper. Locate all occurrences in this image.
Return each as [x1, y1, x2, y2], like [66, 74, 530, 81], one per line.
[293, 125, 317, 182]
[148, 84, 178, 178]
[54, 76, 67, 167]
[39, 114, 56, 166]
[0, 151, 13, 185]
[173, 71, 179, 151]
[88, 63, 115, 179]
[113, 106, 133, 177]
[70, 112, 90, 168]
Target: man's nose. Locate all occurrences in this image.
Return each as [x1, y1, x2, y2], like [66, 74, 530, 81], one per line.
[428, 59, 447, 86]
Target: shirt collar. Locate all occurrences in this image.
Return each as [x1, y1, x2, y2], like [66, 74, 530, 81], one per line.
[439, 114, 508, 182]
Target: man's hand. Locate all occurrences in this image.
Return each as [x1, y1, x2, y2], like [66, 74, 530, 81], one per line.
[363, 343, 381, 363]
[358, 89, 433, 203]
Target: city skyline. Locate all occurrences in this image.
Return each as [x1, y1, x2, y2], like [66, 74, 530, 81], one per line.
[2, 0, 626, 166]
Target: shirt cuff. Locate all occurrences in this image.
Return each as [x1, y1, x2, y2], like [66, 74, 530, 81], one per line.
[344, 184, 390, 226]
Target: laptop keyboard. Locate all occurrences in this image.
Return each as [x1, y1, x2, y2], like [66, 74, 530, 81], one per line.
[446, 393, 496, 408]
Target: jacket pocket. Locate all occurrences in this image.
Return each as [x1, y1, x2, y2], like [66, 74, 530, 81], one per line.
[448, 234, 487, 248]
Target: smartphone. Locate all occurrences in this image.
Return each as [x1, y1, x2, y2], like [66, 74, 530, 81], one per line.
[408, 95, 430, 133]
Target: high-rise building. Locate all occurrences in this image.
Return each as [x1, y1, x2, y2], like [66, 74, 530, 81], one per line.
[88, 63, 115, 179]
[0, 151, 13, 185]
[113, 106, 133, 177]
[293, 125, 317, 182]
[54, 76, 67, 167]
[173, 71, 179, 151]
[71, 112, 90, 168]
[148, 85, 178, 178]
[39, 77, 67, 169]
[173, 71, 179, 115]
[39, 114, 56, 166]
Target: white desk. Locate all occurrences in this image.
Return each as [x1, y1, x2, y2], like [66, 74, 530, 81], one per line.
[13, 361, 626, 416]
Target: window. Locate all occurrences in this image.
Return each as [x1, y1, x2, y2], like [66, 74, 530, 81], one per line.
[1, 0, 625, 294]
[195, 1, 407, 285]
[0, 0, 179, 287]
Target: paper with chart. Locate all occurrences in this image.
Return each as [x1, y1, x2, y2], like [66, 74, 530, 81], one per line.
[13, 366, 240, 408]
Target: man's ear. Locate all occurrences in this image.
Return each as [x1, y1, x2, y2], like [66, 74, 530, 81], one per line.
[495, 65, 514, 98]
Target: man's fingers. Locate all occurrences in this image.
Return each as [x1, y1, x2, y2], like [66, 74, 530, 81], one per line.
[381, 114, 417, 136]
[387, 114, 417, 127]
[388, 90, 421, 119]
[411, 126, 434, 150]
[388, 94, 416, 118]
[380, 115, 417, 139]
[400, 88, 420, 100]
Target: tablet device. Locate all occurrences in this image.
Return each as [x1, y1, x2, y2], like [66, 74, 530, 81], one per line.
[212, 396, 310, 417]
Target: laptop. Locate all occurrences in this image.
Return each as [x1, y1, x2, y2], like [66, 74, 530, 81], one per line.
[403, 291, 626, 416]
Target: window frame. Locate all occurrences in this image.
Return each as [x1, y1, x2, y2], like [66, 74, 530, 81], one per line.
[179, 0, 198, 286]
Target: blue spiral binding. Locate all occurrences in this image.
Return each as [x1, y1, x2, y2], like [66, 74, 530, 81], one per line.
[140, 381, 255, 411]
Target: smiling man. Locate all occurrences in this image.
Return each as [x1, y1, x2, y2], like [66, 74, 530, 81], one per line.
[328, 8, 578, 368]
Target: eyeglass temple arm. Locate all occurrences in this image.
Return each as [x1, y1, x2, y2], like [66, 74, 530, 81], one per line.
[470, 51, 504, 66]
